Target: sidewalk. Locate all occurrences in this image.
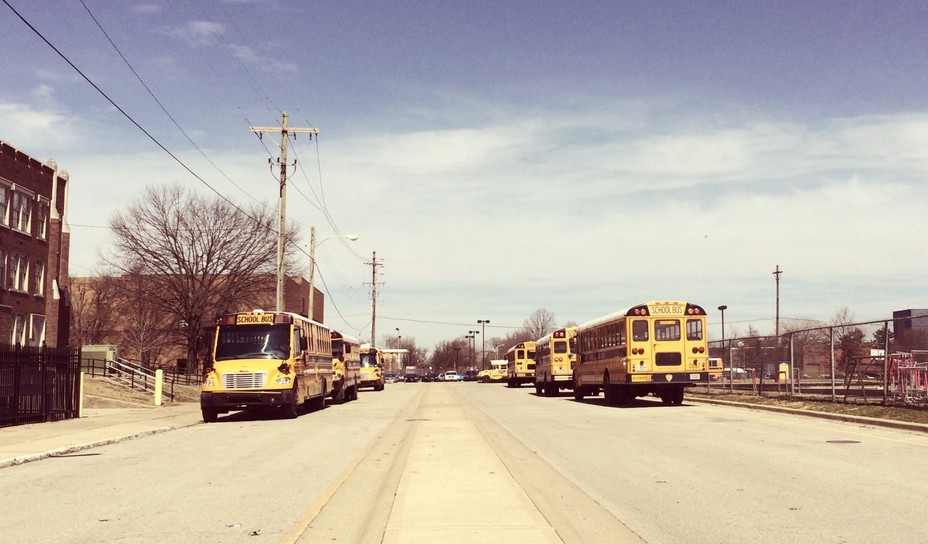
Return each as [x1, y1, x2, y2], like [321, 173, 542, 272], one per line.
[0, 402, 203, 468]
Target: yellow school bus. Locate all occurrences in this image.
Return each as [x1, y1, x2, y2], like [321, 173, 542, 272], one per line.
[477, 360, 508, 383]
[573, 301, 708, 405]
[331, 330, 361, 403]
[708, 357, 723, 380]
[534, 327, 577, 396]
[359, 344, 385, 391]
[505, 341, 536, 388]
[201, 309, 332, 422]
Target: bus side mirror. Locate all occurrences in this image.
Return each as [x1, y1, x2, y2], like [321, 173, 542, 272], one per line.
[300, 337, 308, 351]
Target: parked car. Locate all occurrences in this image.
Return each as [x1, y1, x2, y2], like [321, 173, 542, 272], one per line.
[404, 373, 420, 383]
[383, 373, 400, 384]
[420, 372, 437, 382]
[443, 370, 461, 382]
[463, 370, 478, 382]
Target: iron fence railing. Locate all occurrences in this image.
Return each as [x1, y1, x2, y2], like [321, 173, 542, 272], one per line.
[0, 345, 80, 428]
[703, 315, 928, 407]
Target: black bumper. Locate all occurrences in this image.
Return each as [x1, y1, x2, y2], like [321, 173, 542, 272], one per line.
[201, 390, 294, 409]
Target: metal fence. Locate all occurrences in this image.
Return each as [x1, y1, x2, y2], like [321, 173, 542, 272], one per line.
[0, 345, 81, 428]
[705, 315, 928, 407]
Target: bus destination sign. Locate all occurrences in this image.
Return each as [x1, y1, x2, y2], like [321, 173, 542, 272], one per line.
[236, 313, 275, 325]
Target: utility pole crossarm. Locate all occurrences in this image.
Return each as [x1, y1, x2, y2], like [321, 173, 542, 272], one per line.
[249, 126, 319, 136]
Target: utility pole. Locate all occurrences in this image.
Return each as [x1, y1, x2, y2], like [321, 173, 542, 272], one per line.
[365, 251, 383, 346]
[773, 265, 784, 385]
[250, 112, 318, 312]
[307, 226, 317, 320]
[773, 265, 783, 338]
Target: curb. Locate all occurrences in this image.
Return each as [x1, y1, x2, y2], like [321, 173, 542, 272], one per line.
[689, 396, 928, 433]
[0, 426, 184, 469]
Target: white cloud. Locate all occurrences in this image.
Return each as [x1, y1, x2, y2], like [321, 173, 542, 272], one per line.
[168, 21, 226, 47]
[0, 102, 76, 152]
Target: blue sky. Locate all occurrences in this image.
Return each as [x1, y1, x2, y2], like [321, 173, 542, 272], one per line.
[2, 1, 927, 352]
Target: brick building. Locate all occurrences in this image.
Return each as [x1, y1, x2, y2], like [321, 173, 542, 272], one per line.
[0, 141, 70, 348]
[893, 309, 928, 352]
[70, 273, 323, 367]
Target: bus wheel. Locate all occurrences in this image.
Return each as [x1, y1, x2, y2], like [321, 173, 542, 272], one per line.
[672, 385, 685, 405]
[333, 383, 346, 404]
[348, 385, 359, 401]
[603, 375, 616, 405]
[534, 382, 543, 395]
[616, 386, 631, 406]
[281, 389, 299, 419]
[202, 407, 218, 423]
[573, 387, 584, 401]
[544, 383, 556, 397]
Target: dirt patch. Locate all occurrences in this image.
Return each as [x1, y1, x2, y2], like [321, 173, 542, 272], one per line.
[83, 377, 200, 408]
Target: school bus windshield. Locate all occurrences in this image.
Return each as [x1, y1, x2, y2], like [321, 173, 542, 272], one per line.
[215, 324, 291, 361]
[360, 353, 379, 367]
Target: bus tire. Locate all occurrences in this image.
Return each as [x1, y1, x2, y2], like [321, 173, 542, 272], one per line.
[573, 374, 584, 401]
[672, 385, 685, 405]
[616, 386, 631, 406]
[202, 407, 218, 423]
[348, 384, 358, 401]
[603, 375, 615, 405]
[281, 386, 299, 419]
[333, 383, 346, 404]
[535, 382, 543, 395]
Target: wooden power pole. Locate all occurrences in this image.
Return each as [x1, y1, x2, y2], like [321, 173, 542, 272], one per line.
[250, 112, 318, 312]
[366, 251, 382, 346]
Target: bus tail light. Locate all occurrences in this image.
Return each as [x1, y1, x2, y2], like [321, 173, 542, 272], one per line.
[692, 346, 705, 354]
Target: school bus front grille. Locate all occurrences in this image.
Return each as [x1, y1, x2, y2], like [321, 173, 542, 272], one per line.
[222, 372, 268, 389]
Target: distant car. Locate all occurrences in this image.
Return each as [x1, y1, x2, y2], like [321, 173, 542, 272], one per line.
[443, 370, 461, 382]
[463, 370, 478, 382]
[404, 373, 420, 383]
[420, 373, 437, 382]
[383, 373, 399, 384]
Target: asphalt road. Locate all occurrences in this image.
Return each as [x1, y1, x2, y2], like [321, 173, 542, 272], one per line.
[1, 383, 926, 543]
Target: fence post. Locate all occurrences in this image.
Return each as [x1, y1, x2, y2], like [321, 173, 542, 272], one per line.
[830, 327, 836, 402]
[154, 369, 163, 406]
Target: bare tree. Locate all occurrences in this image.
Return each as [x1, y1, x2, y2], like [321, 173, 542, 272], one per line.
[70, 275, 120, 348]
[523, 308, 556, 340]
[831, 307, 865, 375]
[114, 264, 174, 366]
[107, 185, 291, 372]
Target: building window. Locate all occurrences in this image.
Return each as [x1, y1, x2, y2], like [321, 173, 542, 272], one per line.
[11, 191, 33, 233]
[12, 314, 25, 345]
[34, 260, 45, 296]
[29, 314, 47, 347]
[0, 247, 5, 289]
[36, 199, 49, 240]
[9, 253, 28, 292]
[0, 185, 9, 227]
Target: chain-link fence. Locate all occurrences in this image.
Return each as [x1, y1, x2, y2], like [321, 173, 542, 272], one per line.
[704, 314, 928, 407]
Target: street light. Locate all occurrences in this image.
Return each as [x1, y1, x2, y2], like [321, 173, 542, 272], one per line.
[477, 319, 490, 370]
[468, 330, 479, 370]
[718, 305, 729, 393]
[463, 335, 474, 373]
[395, 327, 401, 348]
[308, 226, 359, 319]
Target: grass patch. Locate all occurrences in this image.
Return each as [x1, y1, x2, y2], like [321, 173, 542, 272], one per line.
[689, 391, 928, 425]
